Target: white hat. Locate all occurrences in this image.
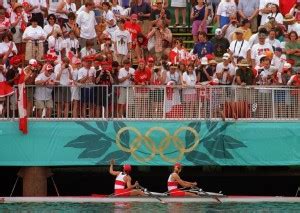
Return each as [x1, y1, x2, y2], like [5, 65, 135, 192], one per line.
[222, 53, 230, 60]
[215, 28, 222, 36]
[29, 59, 38, 66]
[283, 62, 292, 70]
[201, 57, 208, 65]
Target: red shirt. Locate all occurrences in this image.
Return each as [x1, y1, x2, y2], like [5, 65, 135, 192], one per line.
[280, 0, 296, 15]
[124, 21, 141, 43]
[134, 68, 151, 85]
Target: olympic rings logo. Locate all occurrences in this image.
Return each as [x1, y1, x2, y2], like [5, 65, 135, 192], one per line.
[115, 127, 200, 163]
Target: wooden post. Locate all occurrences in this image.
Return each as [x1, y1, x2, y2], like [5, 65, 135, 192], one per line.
[18, 167, 52, 196]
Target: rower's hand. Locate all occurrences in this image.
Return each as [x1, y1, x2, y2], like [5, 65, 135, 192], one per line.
[110, 159, 115, 165]
[191, 182, 197, 187]
[134, 181, 139, 188]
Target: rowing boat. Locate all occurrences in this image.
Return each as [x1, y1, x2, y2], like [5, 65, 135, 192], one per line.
[1, 196, 300, 203]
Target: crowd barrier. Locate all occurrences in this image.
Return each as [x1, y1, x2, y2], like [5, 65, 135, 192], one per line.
[1, 85, 300, 120]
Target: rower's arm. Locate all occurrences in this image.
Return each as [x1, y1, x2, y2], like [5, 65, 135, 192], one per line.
[109, 160, 120, 176]
[172, 173, 196, 188]
[125, 176, 137, 189]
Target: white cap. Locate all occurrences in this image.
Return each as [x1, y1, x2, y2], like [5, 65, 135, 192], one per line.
[223, 53, 230, 60]
[201, 57, 208, 65]
[283, 62, 292, 70]
[29, 59, 37, 66]
[215, 28, 222, 36]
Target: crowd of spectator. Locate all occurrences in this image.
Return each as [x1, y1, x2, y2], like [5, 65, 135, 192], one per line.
[0, 0, 300, 119]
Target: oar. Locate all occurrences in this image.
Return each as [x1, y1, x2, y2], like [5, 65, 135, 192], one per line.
[138, 185, 166, 204]
[192, 187, 222, 203]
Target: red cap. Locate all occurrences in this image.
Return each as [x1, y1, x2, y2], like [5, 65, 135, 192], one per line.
[123, 164, 132, 173]
[147, 57, 154, 62]
[205, 54, 215, 61]
[174, 162, 182, 168]
[131, 14, 138, 20]
[83, 55, 94, 62]
[10, 55, 23, 65]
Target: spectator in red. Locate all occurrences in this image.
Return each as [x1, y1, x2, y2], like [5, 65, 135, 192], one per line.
[136, 32, 148, 59]
[134, 59, 151, 118]
[125, 14, 142, 59]
[0, 64, 14, 116]
[280, 0, 296, 16]
[130, 0, 151, 35]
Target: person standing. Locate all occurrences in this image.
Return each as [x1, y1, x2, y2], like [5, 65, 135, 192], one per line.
[113, 19, 131, 65]
[259, 0, 279, 26]
[191, 0, 208, 42]
[25, 0, 47, 27]
[76, 0, 97, 49]
[238, 0, 259, 33]
[130, 0, 151, 35]
[216, 0, 237, 28]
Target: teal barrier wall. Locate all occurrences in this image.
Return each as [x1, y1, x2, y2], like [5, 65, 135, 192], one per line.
[0, 120, 300, 166]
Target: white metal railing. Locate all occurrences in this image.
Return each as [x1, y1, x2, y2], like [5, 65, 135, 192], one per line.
[1, 85, 300, 120]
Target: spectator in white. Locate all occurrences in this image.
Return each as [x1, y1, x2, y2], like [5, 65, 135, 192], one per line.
[76, 0, 97, 49]
[77, 56, 96, 118]
[117, 59, 135, 118]
[34, 63, 55, 118]
[0, 32, 18, 61]
[22, 17, 46, 61]
[54, 57, 73, 118]
[259, 57, 277, 85]
[262, 3, 283, 25]
[238, 0, 259, 32]
[70, 58, 81, 118]
[10, 3, 28, 53]
[111, 0, 126, 20]
[47, 33, 65, 61]
[80, 39, 96, 58]
[102, 2, 117, 36]
[272, 47, 286, 73]
[222, 14, 238, 43]
[215, 53, 235, 85]
[48, 0, 60, 17]
[64, 30, 80, 58]
[259, 0, 279, 26]
[56, 0, 76, 26]
[251, 31, 273, 67]
[182, 64, 198, 118]
[25, 0, 47, 27]
[113, 19, 131, 65]
[44, 14, 62, 39]
[216, 0, 236, 28]
[285, 14, 300, 36]
[100, 33, 114, 54]
[266, 29, 281, 51]
[229, 28, 249, 64]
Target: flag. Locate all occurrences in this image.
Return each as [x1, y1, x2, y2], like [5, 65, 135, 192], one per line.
[17, 71, 28, 134]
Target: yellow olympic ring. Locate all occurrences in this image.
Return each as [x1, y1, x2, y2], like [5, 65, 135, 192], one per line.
[115, 126, 200, 163]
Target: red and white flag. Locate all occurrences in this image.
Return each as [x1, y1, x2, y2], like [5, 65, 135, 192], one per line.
[17, 71, 28, 134]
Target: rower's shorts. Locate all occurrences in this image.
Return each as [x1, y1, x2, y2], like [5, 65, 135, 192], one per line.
[169, 189, 186, 197]
[115, 189, 132, 196]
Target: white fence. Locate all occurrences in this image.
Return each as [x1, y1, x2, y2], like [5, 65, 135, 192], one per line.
[1, 85, 300, 120]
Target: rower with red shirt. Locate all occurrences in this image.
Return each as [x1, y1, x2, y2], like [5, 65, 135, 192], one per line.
[168, 163, 198, 196]
[109, 159, 145, 196]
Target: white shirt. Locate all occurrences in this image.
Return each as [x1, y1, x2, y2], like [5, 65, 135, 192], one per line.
[54, 63, 73, 85]
[48, 0, 60, 15]
[19, 0, 47, 13]
[112, 5, 125, 17]
[43, 24, 61, 36]
[266, 38, 281, 50]
[22, 25, 47, 41]
[215, 62, 235, 85]
[229, 39, 249, 59]
[216, 1, 237, 17]
[34, 73, 55, 101]
[251, 42, 273, 66]
[80, 47, 96, 58]
[262, 12, 283, 25]
[113, 28, 131, 55]
[59, 1, 76, 19]
[103, 10, 116, 26]
[64, 38, 79, 56]
[78, 67, 96, 81]
[0, 41, 18, 57]
[271, 54, 286, 73]
[223, 24, 237, 43]
[259, 0, 279, 25]
[118, 67, 135, 86]
[76, 10, 97, 39]
[10, 11, 28, 28]
[182, 71, 197, 95]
